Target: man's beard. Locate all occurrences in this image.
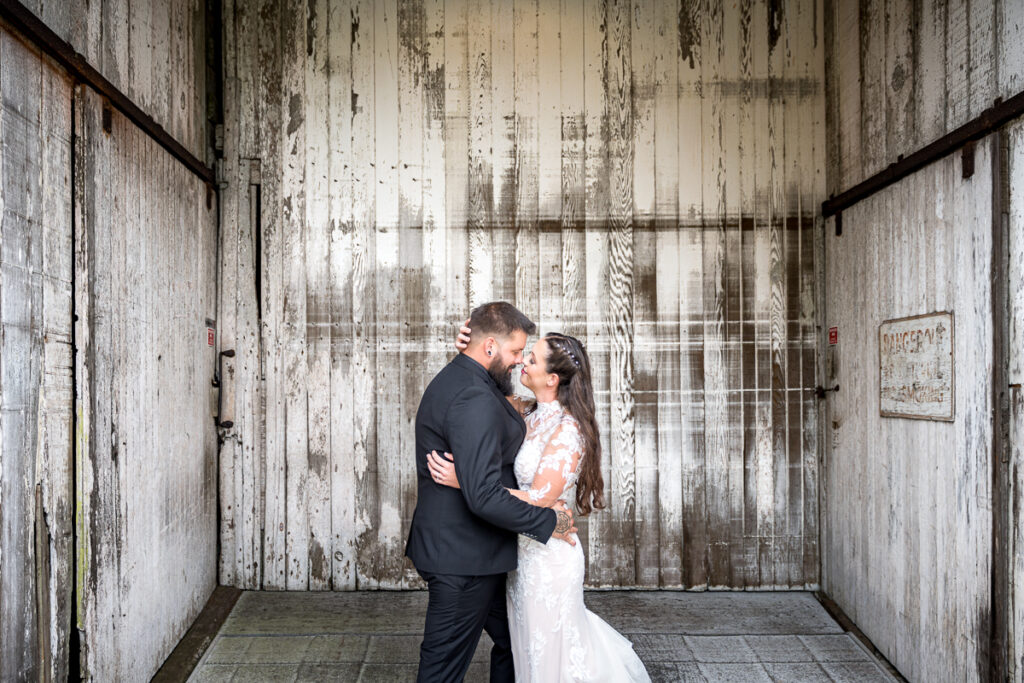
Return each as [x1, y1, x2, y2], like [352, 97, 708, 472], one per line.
[487, 356, 514, 396]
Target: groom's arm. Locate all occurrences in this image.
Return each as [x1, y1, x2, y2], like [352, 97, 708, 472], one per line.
[445, 387, 557, 544]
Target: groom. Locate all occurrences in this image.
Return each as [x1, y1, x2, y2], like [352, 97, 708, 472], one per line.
[406, 301, 577, 682]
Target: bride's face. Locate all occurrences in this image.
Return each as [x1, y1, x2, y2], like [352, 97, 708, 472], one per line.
[519, 339, 552, 393]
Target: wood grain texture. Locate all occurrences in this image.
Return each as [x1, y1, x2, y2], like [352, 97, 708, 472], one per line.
[32, 0, 208, 161]
[220, 0, 824, 590]
[73, 86, 218, 682]
[826, 0, 1024, 195]
[630, 0, 657, 588]
[0, 32, 73, 681]
[605, 0, 636, 588]
[652, 0, 680, 588]
[1006, 116, 1024, 683]
[305, 0, 332, 591]
[823, 142, 996, 682]
[581, 0, 613, 586]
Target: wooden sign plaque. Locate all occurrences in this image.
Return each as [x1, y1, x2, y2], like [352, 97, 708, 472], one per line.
[878, 311, 955, 421]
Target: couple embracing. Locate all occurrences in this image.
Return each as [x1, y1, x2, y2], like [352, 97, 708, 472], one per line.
[405, 302, 650, 682]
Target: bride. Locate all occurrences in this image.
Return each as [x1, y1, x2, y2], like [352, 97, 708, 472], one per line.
[427, 327, 650, 682]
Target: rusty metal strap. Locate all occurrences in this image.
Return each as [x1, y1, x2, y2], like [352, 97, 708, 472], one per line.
[0, 0, 215, 185]
[822, 89, 1024, 218]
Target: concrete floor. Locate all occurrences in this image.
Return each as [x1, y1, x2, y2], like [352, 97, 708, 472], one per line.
[187, 591, 901, 682]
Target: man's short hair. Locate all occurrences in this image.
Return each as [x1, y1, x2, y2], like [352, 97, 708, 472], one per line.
[468, 301, 536, 340]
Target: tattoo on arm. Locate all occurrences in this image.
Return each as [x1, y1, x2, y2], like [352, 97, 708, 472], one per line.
[555, 510, 570, 535]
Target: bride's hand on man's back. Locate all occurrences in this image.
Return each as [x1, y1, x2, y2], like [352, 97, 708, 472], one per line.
[428, 450, 459, 489]
[455, 318, 471, 351]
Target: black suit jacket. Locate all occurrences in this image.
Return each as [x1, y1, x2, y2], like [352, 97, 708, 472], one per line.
[405, 353, 557, 575]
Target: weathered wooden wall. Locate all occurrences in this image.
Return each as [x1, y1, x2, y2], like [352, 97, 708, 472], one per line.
[0, 28, 74, 682]
[1008, 118, 1024, 683]
[822, 143, 995, 682]
[73, 84, 219, 681]
[823, 1, 1024, 680]
[34, 0, 210, 161]
[218, 0, 826, 591]
[0, 4, 217, 680]
[824, 0, 1024, 195]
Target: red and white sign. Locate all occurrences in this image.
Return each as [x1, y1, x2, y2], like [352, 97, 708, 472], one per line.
[828, 327, 838, 345]
[207, 328, 215, 347]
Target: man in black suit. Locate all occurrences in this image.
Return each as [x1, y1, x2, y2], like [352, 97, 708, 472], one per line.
[406, 302, 577, 682]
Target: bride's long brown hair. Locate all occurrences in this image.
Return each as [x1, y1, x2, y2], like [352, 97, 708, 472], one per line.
[541, 333, 605, 516]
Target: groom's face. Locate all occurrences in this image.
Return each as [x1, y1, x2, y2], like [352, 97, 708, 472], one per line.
[486, 330, 528, 395]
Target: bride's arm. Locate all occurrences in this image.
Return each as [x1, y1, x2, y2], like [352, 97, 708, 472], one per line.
[518, 422, 583, 508]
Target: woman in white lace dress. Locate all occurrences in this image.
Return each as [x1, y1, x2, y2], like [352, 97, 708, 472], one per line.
[428, 332, 650, 683]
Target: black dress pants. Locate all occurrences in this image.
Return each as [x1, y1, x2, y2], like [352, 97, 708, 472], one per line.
[416, 571, 514, 683]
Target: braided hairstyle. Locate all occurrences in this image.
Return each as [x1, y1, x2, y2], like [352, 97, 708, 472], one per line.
[541, 333, 605, 516]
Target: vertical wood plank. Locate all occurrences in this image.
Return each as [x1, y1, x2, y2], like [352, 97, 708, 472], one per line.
[677, 0, 707, 589]
[559, 0, 586, 339]
[537, 0, 561, 327]
[217, 0, 240, 588]
[150, 0, 170, 150]
[513, 0, 539, 317]
[350, 0, 378, 590]
[72, 83, 93, 656]
[582, 0, 613, 586]
[999, 0, 1024, 97]
[968, 0, 996, 120]
[914, 0, 946, 148]
[884, 0, 914, 158]
[422, 0, 448, 443]
[0, 33, 44, 679]
[606, 0, 636, 587]
[281, 0, 309, 590]
[945, 0, 969, 130]
[630, 0, 658, 588]
[127, 0, 152, 116]
[37, 56, 73, 680]
[398, 0, 426, 588]
[490, 0, 516, 304]
[467, 0, 493, 305]
[234, 0, 264, 589]
[720, 0, 746, 589]
[833, 0, 861, 190]
[737, 0, 759, 589]
[305, 0, 332, 590]
[258, 0, 287, 590]
[799, 0, 824, 588]
[559, 0, 587, 553]
[239, 166, 262, 589]
[326, 0, 356, 591]
[445, 0, 470, 323]
[374, 0, 404, 589]
[1007, 118, 1024, 683]
[859, 0, 886, 179]
[700, 0, 730, 588]
[418, 0, 448, 590]
[653, 0, 681, 588]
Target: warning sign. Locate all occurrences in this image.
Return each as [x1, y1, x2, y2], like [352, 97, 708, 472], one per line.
[879, 311, 954, 421]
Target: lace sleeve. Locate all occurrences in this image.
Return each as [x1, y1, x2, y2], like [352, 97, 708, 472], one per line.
[524, 418, 583, 507]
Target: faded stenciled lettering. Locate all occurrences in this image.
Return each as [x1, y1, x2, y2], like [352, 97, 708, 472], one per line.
[879, 312, 955, 420]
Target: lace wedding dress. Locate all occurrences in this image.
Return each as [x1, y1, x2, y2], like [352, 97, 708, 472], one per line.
[506, 400, 651, 682]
